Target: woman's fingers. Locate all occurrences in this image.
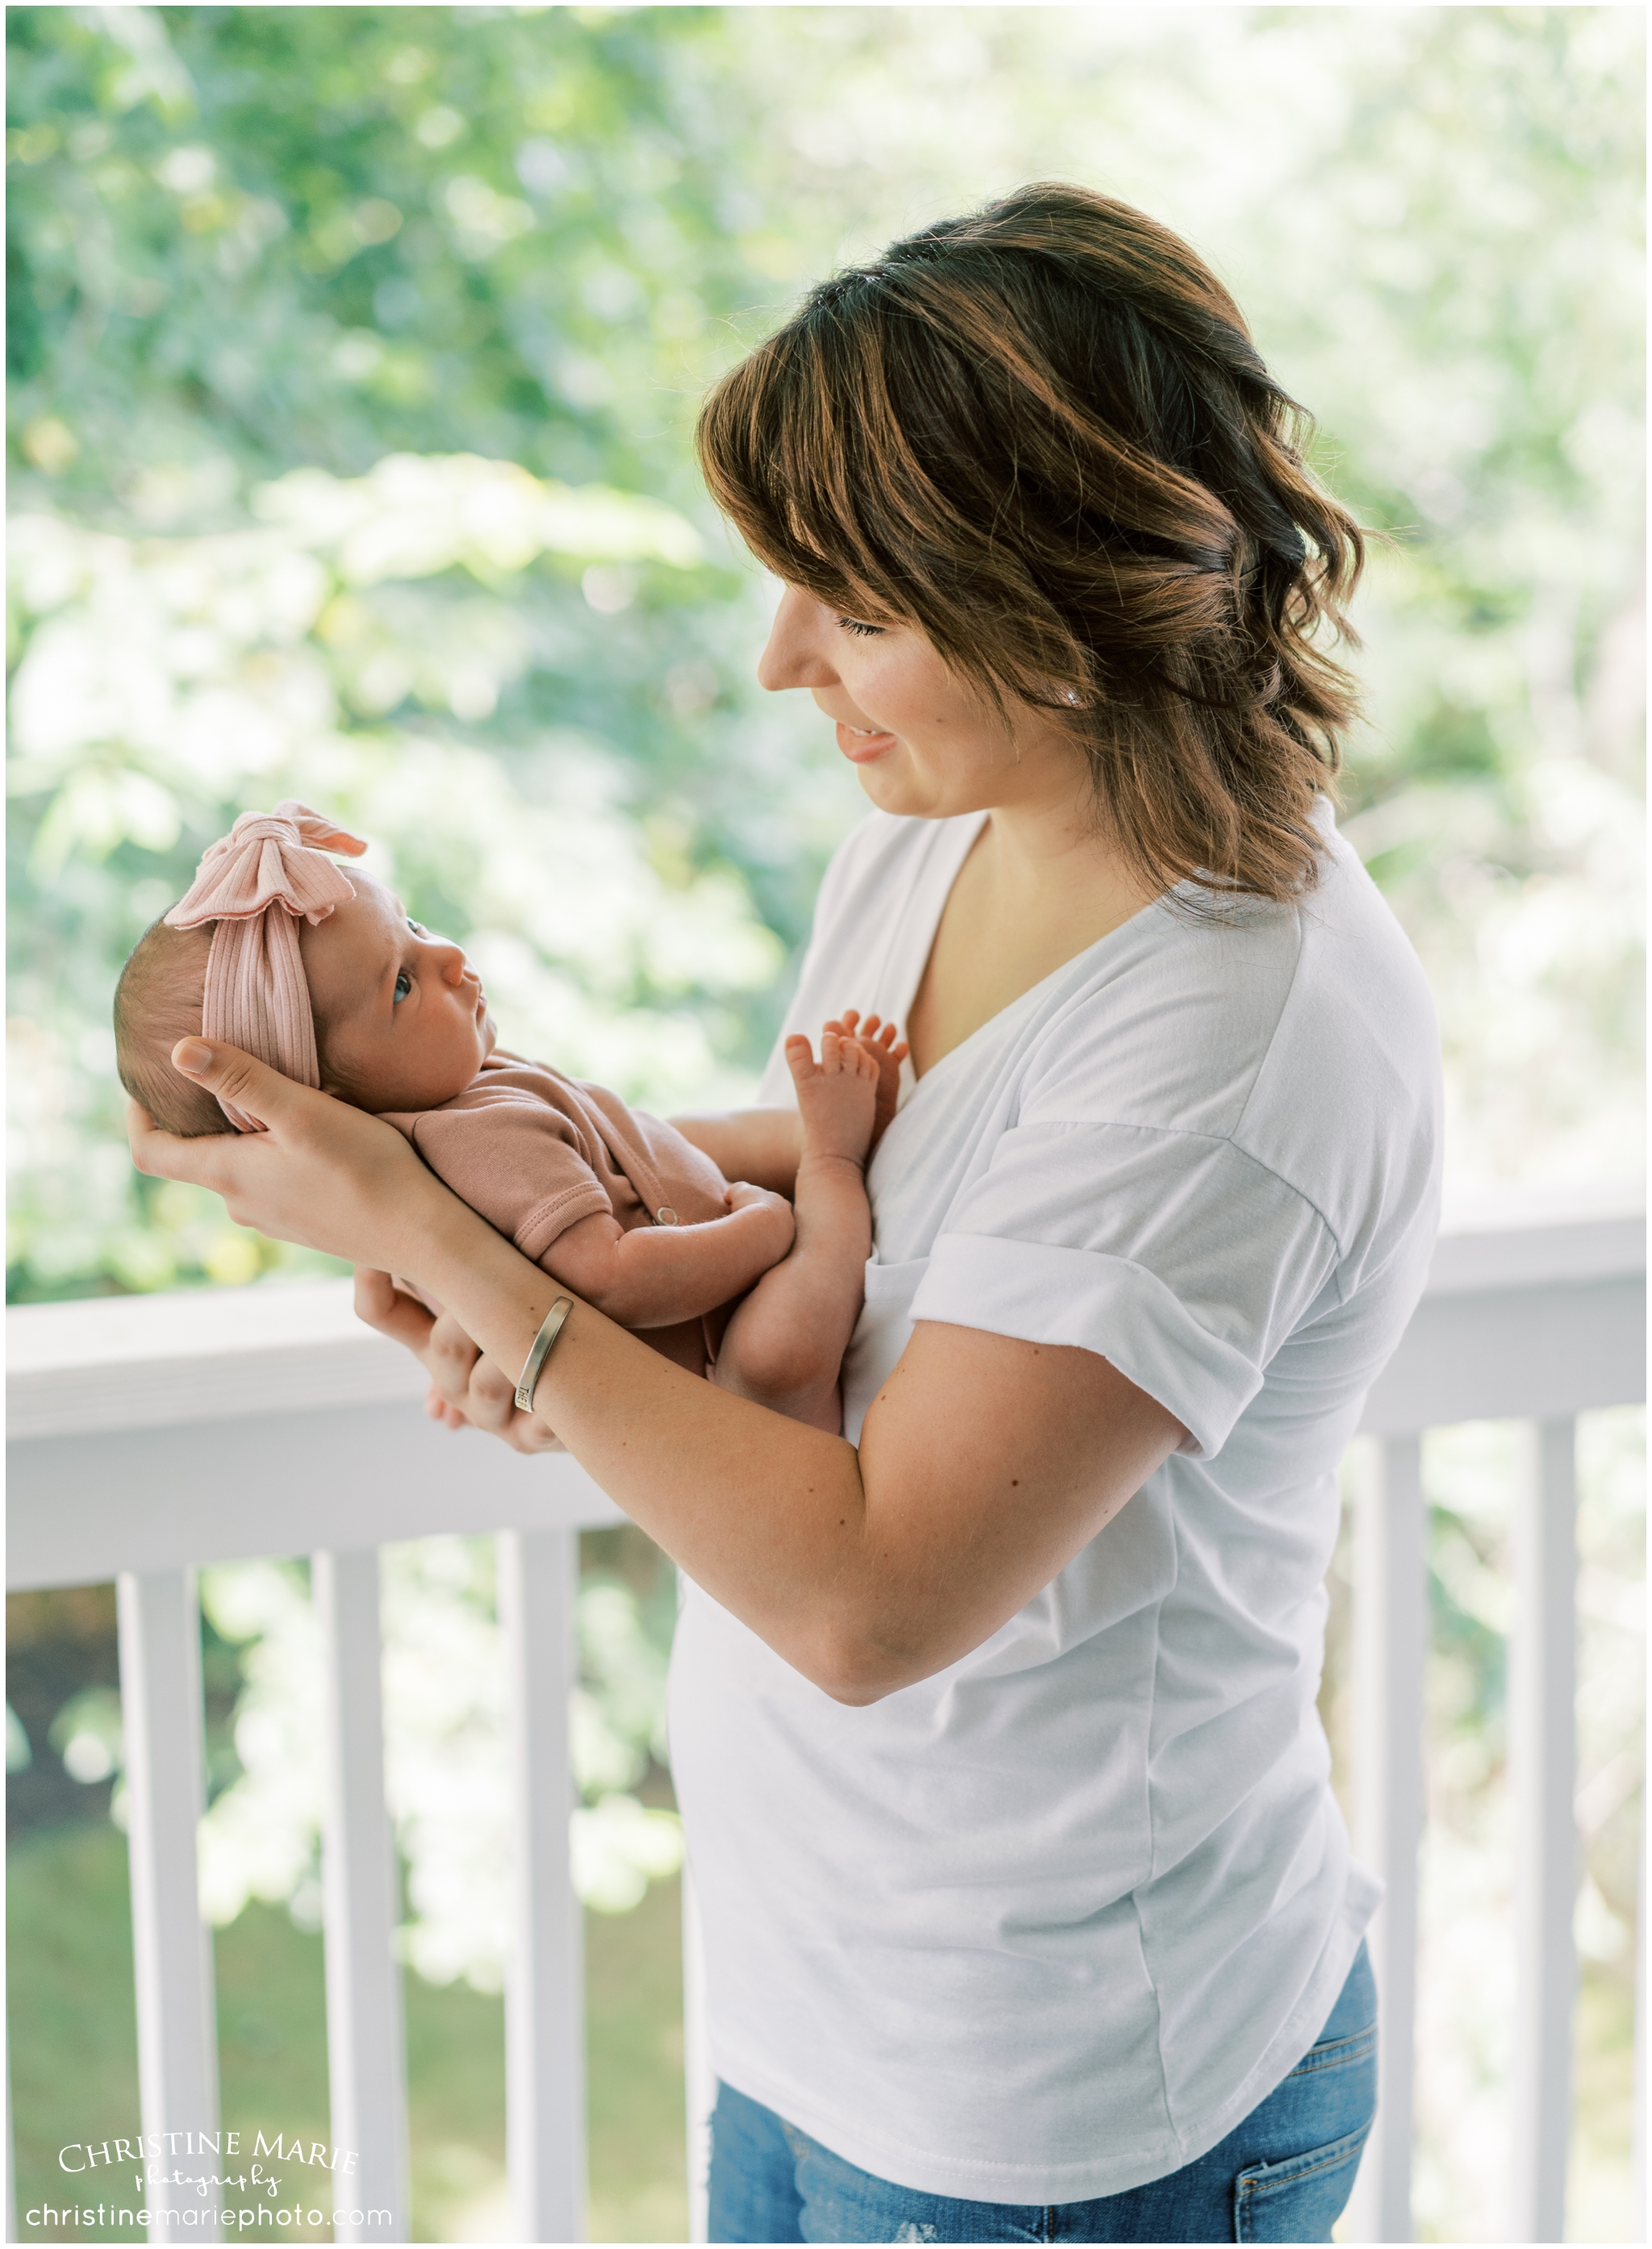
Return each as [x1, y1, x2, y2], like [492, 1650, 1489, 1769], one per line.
[168, 1037, 301, 1137]
[424, 1386, 472, 1432]
[467, 1356, 519, 1425]
[408, 1300, 563, 1451]
[504, 1412, 567, 1455]
[359, 1272, 478, 1436]
[128, 1092, 215, 1183]
[455, 1351, 565, 1453]
[353, 1266, 437, 1355]
[425, 1309, 486, 1405]
[424, 1313, 522, 1434]
[127, 1042, 439, 1272]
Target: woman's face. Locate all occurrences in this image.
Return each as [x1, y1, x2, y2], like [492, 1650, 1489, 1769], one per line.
[757, 585, 1085, 821]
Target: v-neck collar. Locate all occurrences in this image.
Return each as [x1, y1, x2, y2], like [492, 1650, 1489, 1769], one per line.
[878, 811, 990, 1050]
[885, 810, 1174, 1097]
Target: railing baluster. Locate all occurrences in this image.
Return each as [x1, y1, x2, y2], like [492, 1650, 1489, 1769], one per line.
[1508, 1417, 1579, 2242]
[116, 1567, 220, 2245]
[313, 1548, 410, 2242]
[682, 1862, 713, 2244]
[498, 1528, 586, 2243]
[1345, 1435, 1427, 2245]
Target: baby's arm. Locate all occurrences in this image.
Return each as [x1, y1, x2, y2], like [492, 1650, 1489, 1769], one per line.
[541, 1186, 794, 1329]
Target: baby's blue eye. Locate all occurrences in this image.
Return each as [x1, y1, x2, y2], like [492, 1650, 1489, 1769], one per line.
[407, 919, 425, 936]
[394, 971, 412, 1003]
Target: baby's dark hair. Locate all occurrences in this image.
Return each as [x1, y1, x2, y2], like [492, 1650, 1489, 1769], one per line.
[114, 919, 232, 1136]
[114, 914, 365, 1132]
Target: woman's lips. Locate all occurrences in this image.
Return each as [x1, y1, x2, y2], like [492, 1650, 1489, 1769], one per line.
[836, 720, 898, 763]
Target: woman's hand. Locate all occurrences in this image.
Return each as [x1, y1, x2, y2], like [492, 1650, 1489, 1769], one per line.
[353, 1267, 566, 1454]
[127, 1037, 444, 1273]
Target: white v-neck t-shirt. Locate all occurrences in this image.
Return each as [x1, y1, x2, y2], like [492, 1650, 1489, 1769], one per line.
[667, 803, 1441, 2204]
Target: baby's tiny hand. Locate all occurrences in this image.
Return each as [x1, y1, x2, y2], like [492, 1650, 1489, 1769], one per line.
[824, 1008, 909, 1150]
[725, 1179, 797, 1254]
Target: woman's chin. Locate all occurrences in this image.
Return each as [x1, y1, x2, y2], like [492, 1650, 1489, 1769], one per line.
[851, 758, 951, 821]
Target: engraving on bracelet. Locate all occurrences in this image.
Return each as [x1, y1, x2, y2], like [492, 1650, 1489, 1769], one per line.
[514, 1296, 574, 1413]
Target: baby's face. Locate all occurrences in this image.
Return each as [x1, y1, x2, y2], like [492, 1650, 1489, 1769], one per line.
[301, 874, 496, 1113]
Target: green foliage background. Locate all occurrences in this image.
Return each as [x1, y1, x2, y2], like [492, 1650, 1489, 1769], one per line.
[6, 4, 1645, 1303]
[6, 11, 1645, 2242]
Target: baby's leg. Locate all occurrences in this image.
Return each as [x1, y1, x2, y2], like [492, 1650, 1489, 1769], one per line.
[711, 1032, 878, 1432]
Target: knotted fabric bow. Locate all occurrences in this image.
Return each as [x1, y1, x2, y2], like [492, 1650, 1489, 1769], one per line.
[164, 801, 369, 1132]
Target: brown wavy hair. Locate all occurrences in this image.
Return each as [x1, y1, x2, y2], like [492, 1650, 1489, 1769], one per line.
[697, 183, 1367, 903]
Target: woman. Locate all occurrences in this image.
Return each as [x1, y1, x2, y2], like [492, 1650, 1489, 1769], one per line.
[131, 185, 1441, 2243]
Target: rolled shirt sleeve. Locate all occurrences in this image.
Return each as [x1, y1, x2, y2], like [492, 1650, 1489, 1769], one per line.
[907, 1121, 1341, 1458]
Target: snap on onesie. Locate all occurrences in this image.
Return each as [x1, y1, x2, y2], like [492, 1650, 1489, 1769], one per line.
[381, 1052, 734, 1364]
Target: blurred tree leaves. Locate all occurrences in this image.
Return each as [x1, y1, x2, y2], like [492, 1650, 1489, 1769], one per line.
[6, 3, 858, 1300]
[6, 5, 1644, 1303]
[10, 6, 751, 496]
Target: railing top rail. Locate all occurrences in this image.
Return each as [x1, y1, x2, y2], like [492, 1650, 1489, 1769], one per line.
[8, 1274, 423, 1441]
[6, 1194, 1645, 1446]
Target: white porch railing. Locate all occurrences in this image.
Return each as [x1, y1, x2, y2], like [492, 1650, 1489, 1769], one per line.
[6, 1192, 1644, 2246]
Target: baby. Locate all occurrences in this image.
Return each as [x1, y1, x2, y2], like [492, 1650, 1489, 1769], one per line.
[115, 803, 904, 1433]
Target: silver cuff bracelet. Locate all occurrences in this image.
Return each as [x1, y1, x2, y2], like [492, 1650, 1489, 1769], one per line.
[514, 1296, 574, 1413]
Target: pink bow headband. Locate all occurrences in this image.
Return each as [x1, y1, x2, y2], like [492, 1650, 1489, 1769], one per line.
[164, 801, 369, 1132]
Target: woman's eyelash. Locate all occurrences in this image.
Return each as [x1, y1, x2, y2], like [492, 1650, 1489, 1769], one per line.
[836, 615, 883, 638]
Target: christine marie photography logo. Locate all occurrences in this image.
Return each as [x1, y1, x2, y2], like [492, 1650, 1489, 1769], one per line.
[27, 2129, 392, 2232]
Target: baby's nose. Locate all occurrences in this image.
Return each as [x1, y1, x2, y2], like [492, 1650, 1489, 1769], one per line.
[439, 947, 469, 985]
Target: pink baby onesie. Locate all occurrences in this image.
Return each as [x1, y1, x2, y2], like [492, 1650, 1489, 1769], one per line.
[381, 1053, 732, 1274]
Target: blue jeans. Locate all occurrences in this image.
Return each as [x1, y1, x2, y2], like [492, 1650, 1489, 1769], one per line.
[707, 1941, 1375, 2243]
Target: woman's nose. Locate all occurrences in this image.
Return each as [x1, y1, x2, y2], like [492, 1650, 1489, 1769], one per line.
[757, 585, 840, 694]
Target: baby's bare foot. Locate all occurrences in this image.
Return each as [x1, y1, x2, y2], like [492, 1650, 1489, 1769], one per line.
[824, 1008, 909, 1149]
[785, 1030, 879, 1165]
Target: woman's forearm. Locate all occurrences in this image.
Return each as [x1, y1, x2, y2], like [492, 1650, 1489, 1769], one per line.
[128, 1048, 1172, 1709]
[126, 1046, 1166, 1705]
[398, 1200, 874, 1691]
[396, 1188, 1179, 1709]
[669, 1106, 801, 1195]
[127, 1048, 876, 1690]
